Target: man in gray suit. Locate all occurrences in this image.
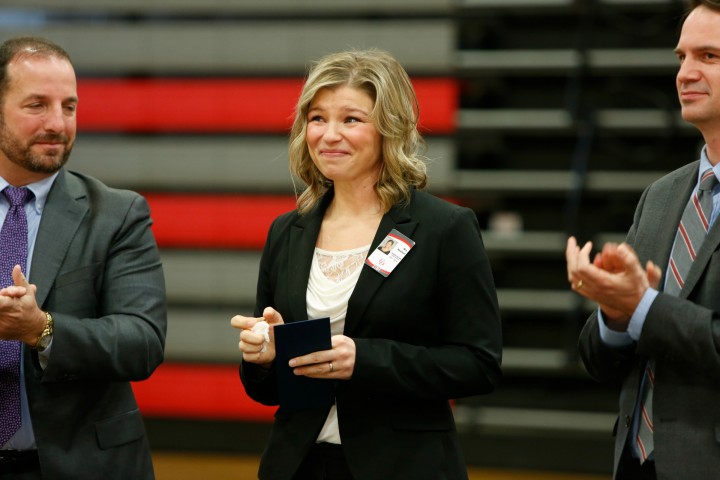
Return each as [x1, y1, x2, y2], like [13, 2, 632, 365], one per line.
[566, 1, 720, 479]
[0, 37, 166, 478]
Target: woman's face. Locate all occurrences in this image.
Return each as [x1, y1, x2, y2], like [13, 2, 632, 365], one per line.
[305, 86, 382, 185]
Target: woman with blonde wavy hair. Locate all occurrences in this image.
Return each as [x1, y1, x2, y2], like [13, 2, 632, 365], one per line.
[232, 48, 502, 480]
[288, 48, 427, 216]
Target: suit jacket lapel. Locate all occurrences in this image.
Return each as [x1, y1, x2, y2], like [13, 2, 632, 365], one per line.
[654, 171, 696, 281]
[653, 162, 719, 298]
[287, 194, 327, 322]
[344, 193, 419, 335]
[30, 170, 88, 308]
[684, 177, 720, 298]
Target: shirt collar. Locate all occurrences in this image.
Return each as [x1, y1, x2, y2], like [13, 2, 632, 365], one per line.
[0, 172, 59, 214]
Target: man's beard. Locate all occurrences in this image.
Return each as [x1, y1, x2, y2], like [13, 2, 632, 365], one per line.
[0, 124, 73, 175]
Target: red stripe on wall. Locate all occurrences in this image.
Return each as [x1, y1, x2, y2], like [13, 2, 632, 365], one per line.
[146, 193, 463, 249]
[412, 78, 458, 134]
[145, 194, 297, 249]
[132, 363, 275, 421]
[77, 78, 457, 134]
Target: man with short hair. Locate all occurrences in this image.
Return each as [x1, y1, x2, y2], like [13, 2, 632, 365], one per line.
[567, 1, 720, 478]
[0, 36, 166, 479]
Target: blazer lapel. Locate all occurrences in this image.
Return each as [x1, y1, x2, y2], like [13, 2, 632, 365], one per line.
[344, 194, 419, 335]
[286, 195, 327, 322]
[653, 162, 720, 298]
[654, 171, 696, 280]
[30, 170, 88, 308]
[684, 180, 720, 298]
[685, 219, 720, 298]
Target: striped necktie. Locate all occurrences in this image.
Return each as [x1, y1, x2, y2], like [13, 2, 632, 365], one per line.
[666, 168, 718, 295]
[636, 168, 717, 463]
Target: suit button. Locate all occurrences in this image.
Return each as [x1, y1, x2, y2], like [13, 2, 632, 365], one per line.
[624, 416, 631, 428]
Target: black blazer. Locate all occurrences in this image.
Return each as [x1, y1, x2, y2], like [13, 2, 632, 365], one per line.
[579, 160, 720, 479]
[241, 189, 502, 480]
[24, 169, 166, 479]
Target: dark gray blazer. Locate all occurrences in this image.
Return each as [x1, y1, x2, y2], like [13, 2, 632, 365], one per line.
[241, 189, 502, 480]
[579, 160, 720, 479]
[23, 169, 166, 479]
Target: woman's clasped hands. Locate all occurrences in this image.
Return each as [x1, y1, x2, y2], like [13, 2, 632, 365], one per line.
[231, 307, 356, 379]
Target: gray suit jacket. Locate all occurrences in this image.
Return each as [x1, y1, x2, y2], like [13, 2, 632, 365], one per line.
[579, 160, 720, 479]
[241, 189, 502, 480]
[23, 169, 166, 479]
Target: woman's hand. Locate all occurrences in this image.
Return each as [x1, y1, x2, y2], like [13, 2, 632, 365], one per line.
[288, 334, 356, 380]
[231, 307, 284, 367]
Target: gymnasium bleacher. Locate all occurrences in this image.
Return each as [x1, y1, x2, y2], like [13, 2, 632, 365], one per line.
[2, 0, 695, 476]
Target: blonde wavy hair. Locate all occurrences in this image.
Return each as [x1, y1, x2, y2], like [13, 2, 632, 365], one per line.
[289, 49, 427, 215]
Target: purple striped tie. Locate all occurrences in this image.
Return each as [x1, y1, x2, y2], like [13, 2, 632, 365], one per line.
[636, 168, 717, 463]
[0, 186, 31, 446]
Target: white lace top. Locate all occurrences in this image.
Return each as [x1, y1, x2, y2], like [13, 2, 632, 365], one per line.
[307, 245, 369, 444]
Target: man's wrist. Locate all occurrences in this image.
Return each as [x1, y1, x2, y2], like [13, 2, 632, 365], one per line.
[30, 311, 54, 351]
[601, 312, 631, 332]
[627, 288, 658, 341]
[598, 308, 634, 347]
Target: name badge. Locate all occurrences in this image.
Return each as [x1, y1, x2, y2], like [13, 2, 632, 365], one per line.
[365, 228, 415, 277]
